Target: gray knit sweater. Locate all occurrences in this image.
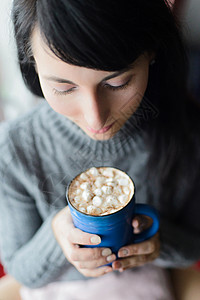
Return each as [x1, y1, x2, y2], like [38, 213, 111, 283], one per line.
[0, 101, 200, 288]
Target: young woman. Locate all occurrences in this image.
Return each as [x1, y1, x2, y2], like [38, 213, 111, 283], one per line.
[0, 0, 200, 299]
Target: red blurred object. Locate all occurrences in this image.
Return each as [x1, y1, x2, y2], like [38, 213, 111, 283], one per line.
[195, 261, 200, 270]
[0, 262, 6, 278]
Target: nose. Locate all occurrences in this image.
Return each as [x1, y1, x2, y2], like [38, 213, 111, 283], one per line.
[82, 90, 109, 130]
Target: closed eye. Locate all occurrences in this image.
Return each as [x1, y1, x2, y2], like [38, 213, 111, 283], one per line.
[103, 78, 131, 91]
[52, 86, 76, 95]
[52, 77, 132, 96]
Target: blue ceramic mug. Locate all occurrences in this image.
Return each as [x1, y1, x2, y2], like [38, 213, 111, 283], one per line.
[66, 167, 159, 256]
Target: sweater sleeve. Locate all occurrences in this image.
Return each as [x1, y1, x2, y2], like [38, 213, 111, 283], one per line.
[0, 124, 69, 288]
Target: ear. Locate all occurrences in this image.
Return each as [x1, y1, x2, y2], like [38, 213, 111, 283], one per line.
[149, 52, 156, 65]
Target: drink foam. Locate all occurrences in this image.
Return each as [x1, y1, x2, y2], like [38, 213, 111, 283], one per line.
[68, 167, 134, 216]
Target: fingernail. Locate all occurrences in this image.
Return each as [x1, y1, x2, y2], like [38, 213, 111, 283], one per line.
[102, 248, 112, 257]
[132, 219, 139, 228]
[119, 248, 129, 257]
[107, 254, 116, 262]
[90, 236, 101, 244]
[119, 268, 124, 272]
[114, 261, 122, 269]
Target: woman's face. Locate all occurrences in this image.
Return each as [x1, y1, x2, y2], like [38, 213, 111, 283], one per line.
[32, 28, 153, 140]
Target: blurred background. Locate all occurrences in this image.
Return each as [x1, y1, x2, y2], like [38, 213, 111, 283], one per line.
[0, 0, 199, 123]
[0, 0, 41, 122]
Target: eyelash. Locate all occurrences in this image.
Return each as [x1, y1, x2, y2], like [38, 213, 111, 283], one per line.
[52, 87, 75, 96]
[52, 78, 131, 96]
[103, 79, 131, 91]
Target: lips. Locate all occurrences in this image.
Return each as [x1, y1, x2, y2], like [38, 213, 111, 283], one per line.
[87, 122, 115, 134]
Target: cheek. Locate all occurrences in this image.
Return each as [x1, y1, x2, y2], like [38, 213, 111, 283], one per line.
[135, 68, 149, 95]
[113, 72, 149, 117]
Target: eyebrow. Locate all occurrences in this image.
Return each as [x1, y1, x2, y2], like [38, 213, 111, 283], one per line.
[43, 65, 133, 85]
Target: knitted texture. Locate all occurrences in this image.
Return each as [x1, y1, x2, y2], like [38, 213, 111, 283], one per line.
[0, 101, 200, 288]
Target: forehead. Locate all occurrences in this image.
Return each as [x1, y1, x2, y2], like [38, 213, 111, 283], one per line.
[31, 28, 121, 80]
[31, 27, 147, 84]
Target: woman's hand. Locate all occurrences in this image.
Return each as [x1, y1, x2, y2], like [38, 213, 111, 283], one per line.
[112, 216, 160, 272]
[52, 206, 115, 277]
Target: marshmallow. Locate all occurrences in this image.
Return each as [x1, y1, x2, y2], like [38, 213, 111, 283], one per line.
[80, 182, 91, 190]
[106, 177, 114, 182]
[92, 196, 103, 207]
[80, 173, 88, 180]
[102, 185, 112, 195]
[74, 196, 81, 203]
[76, 188, 82, 195]
[123, 187, 130, 195]
[89, 167, 99, 176]
[87, 205, 96, 214]
[117, 178, 129, 186]
[94, 188, 103, 196]
[106, 180, 117, 187]
[118, 194, 128, 204]
[94, 177, 105, 188]
[82, 190, 93, 202]
[105, 195, 118, 207]
[102, 168, 114, 177]
[79, 206, 86, 213]
[74, 180, 80, 187]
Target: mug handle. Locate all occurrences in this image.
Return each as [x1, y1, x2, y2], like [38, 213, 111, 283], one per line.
[133, 204, 160, 243]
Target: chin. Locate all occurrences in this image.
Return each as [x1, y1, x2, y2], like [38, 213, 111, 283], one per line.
[86, 131, 117, 141]
[77, 121, 123, 141]
[85, 123, 124, 141]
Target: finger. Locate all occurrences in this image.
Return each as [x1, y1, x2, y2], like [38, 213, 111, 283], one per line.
[52, 206, 73, 235]
[67, 227, 101, 246]
[63, 207, 102, 246]
[114, 236, 160, 271]
[80, 266, 113, 278]
[69, 247, 113, 262]
[74, 252, 116, 269]
[112, 255, 146, 271]
[132, 217, 140, 233]
[118, 233, 159, 257]
[54, 207, 102, 246]
[118, 248, 160, 272]
[145, 248, 160, 262]
[132, 215, 153, 234]
[58, 206, 73, 226]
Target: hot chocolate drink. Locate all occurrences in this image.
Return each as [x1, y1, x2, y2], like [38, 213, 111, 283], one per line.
[68, 167, 134, 216]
